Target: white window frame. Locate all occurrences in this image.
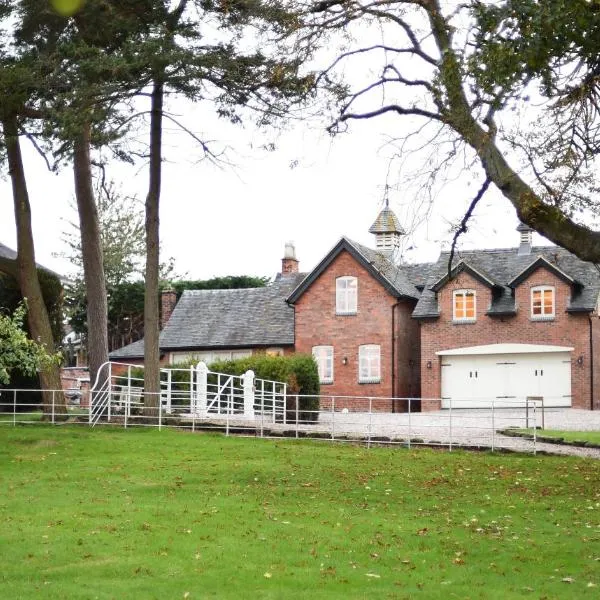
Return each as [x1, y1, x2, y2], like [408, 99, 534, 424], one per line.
[336, 276, 358, 315]
[531, 286, 555, 320]
[453, 289, 476, 322]
[312, 346, 334, 384]
[358, 344, 381, 383]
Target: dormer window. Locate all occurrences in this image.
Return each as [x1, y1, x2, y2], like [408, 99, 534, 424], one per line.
[336, 276, 357, 314]
[531, 286, 555, 319]
[453, 290, 476, 322]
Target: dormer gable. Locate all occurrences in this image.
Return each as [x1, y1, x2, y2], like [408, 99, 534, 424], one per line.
[508, 256, 580, 289]
[430, 260, 500, 292]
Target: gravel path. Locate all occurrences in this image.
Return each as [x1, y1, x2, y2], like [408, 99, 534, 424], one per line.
[284, 408, 600, 458]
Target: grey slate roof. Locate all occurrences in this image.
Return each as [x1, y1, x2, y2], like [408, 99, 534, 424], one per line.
[109, 273, 306, 360]
[287, 237, 421, 303]
[413, 246, 600, 318]
[0, 241, 62, 279]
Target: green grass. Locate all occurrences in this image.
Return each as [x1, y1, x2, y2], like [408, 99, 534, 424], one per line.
[514, 429, 600, 446]
[0, 427, 599, 599]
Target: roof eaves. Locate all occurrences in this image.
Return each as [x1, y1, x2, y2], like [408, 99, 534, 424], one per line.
[566, 306, 593, 314]
[412, 312, 440, 320]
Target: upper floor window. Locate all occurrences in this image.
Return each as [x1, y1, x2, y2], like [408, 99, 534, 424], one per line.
[453, 290, 476, 322]
[359, 344, 381, 383]
[531, 286, 555, 319]
[312, 346, 334, 384]
[336, 276, 357, 315]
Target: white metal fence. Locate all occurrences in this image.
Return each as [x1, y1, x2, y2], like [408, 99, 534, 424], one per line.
[88, 361, 287, 427]
[0, 388, 546, 453]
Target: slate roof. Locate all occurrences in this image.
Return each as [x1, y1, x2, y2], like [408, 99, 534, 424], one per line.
[368, 207, 405, 234]
[109, 273, 306, 360]
[0, 241, 62, 279]
[287, 237, 421, 303]
[413, 246, 600, 318]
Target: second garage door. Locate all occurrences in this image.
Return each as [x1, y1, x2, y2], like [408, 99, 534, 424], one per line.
[439, 344, 572, 408]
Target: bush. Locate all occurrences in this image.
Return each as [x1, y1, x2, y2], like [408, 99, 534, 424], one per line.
[113, 355, 321, 421]
[209, 354, 320, 422]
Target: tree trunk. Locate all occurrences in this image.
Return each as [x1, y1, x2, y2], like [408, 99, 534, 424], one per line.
[73, 121, 109, 389]
[2, 114, 66, 419]
[144, 78, 164, 414]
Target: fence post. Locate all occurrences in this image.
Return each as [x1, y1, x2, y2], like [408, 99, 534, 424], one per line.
[525, 399, 529, 429]
[368, 397, 372, 449]
[533, 400, 537, 456]
[408, 397, 411, 449]
[243, 370, 255, 419]
[52, 390, 55, 424]
[226, 391, 230, 437]
[107, 363, 112, 422]
[13, 389, 16, 427]
[158, 393, 162, 431]
[331, 397, 335, 441]
[260, 387, 264, 438]
[283, 383, 287, 425]
[196, 362, 208, 417]
[166, 369, 172, 414]
[448, 399, 453, 452]
[491, 397, 495, 452]
[295, 394, 299, 439]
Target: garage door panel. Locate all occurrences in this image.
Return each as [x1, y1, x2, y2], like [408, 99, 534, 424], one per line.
[441, 351, 572, 408]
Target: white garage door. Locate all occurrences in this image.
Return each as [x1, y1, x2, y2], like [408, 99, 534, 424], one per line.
[439, 344, 572, 408]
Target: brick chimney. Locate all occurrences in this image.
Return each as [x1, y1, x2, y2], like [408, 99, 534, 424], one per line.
[281, 241, 299, 275]
[160, 288, 177, 329]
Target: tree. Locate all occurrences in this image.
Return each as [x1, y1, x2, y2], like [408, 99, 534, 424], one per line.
[305, 0, 600, 261]
[0, 303, 59, 387]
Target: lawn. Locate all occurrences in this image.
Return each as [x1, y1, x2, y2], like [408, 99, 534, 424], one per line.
[513, 429, 600, 446]
[0, 427, 598, 599]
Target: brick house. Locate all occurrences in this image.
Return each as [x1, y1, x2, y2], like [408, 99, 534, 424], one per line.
[287, 236, 423, 411]
[110, 212, 600, 411]
[414, 224, 600, 410]
[109, 244, 305, 365]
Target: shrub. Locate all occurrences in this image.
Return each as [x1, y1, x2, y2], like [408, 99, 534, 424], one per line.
[113, 355, 321, 421]
[209, 354, 320, 422]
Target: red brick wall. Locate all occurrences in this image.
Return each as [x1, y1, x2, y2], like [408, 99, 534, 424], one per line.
[294, 249, 419, 410]
[161, 290, 177, 329]
[420, 267, 594, 410]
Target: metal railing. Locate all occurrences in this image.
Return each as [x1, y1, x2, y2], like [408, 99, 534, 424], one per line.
[0, 389, 565, 454]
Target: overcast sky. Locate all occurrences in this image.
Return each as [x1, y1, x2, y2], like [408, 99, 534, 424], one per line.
[0, 107, 547, 282]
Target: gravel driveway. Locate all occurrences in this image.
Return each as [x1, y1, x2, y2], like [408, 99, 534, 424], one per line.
[288, 408, 600, 458]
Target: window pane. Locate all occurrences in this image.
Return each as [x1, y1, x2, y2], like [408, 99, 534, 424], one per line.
[312, 346, 333, 383]
[359, 345, 380, 382]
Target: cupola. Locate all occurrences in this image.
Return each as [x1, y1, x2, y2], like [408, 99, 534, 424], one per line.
[368, 199, 405, 254]
[516, 222, 533, 255]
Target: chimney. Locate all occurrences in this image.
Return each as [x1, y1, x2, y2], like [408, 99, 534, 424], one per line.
[516, 222, 533, 255]
[281, 241, 299, 275]
[160, 288, 177, 329]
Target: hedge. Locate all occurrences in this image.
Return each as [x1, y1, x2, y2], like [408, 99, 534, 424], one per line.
[209, 354, 320, 422]
[114, 355, 320, 422]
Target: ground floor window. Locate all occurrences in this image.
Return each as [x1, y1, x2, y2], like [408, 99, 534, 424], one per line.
[312, 345, 334, 384]
[359, 344, 381, 383]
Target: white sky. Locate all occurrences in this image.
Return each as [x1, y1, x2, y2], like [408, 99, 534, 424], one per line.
[0, 105, 548, 282]
[0, 3, 553, 284]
